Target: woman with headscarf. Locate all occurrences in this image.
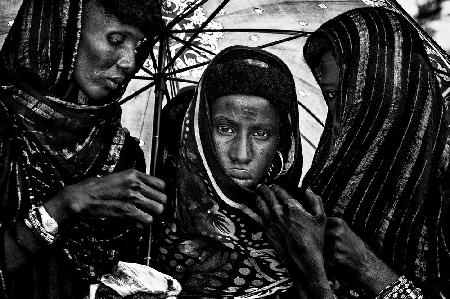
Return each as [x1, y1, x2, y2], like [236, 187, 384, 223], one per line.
[154, 45, 334, 298]
[0, 0, 166, 298]
[299, 7, 450, 298]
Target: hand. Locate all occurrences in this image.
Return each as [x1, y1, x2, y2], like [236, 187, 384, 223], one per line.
[325, 217, 399, 295]
[255, 185, 333, 298]
[44, 169, 167, 225]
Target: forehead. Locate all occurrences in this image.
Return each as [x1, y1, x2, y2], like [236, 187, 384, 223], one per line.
[82, 1, 144, 38]
[212, 94, 278, 122]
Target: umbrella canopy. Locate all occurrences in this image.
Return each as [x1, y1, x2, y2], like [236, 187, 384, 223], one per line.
[119, 0, 450, 179]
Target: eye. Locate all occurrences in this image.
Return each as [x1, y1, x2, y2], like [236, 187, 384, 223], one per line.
[216, 125, 234, 135]
[135, 37, 148, 52]
[108, 33, 125, 46]
[253, 130, 270, 140]
[324, 90, 337, 102]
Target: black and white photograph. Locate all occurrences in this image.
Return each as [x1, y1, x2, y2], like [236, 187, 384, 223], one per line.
[0, 0, 449, 298]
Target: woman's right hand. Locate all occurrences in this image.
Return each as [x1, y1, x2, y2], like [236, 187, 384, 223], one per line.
[255, 184, 334, 298]
[44, 169, 167, 225]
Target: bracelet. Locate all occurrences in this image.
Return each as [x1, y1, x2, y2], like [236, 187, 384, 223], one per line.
[12, 222, 33, 255]
[25, 206, 58, 245]
[375, 275, 423, 299]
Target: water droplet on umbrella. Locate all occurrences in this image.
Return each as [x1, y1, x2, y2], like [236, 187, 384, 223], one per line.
[249, 35, 260, 41]
[299, 90, 306, 97]
[298, 21, 308, 26]
[139, 139, 145, 146]
[8, 20, 14, 27]
[318, 3, 328, 9]
[254, 8, 264, 14]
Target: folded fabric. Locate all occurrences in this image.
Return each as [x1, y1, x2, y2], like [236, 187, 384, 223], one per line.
[98, 262, 182, 298]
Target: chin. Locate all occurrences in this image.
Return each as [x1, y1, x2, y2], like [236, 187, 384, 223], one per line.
[83, 86, 112, 103]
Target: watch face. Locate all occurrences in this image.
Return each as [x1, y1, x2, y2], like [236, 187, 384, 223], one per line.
[43, 218, 58, 234]
[39, 206, 59, 235]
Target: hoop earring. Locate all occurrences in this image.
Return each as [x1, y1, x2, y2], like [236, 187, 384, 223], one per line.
[267, 151, 285, 180]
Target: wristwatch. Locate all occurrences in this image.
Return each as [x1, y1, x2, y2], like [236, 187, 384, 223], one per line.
[38, 205, 59, 235]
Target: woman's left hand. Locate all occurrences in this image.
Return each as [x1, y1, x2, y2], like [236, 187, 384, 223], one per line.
[255, 184, 334, 298]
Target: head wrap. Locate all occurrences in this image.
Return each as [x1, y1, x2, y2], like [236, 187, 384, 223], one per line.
[155, 46, 302, 298]
[303, 7, 450, 296]
[0, 0, 162, 297]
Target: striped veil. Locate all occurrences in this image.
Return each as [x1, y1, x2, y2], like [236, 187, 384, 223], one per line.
[303, 7, 450, 297]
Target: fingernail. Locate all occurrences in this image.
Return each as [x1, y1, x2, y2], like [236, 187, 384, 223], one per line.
[256, 183, 263, 191]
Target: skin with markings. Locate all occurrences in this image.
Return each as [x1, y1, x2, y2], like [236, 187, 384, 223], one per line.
[211, 94, 280, 188]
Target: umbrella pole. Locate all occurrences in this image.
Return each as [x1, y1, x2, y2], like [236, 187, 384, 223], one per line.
[145, 36, 168, 266]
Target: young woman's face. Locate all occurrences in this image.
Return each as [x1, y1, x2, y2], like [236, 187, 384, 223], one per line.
[212, 94, 280, 188]
[74, 1, 144, 102]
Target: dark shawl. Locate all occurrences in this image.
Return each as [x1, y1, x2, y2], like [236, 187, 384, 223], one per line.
[155, 46, 303, 298]
[0, 0, 157, 298]
[303, 7, 450, 297]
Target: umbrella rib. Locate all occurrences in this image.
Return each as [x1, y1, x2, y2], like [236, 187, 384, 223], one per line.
[149, 47, 158, 71]
[133, 75, 155, 80]
[170, 34, 216, 56]
[118, 81, 156, 105]
[166, 77, 199, 84]
[162, 0, 232, 73]
[297, 100, 325, 127]
[168, 28, 312, 35]
[165, 0, 209, 30]
[165, 61, 210, 76]
[140, 66, 154, 76]
[163, 41, 177, 99]
[300, 133, 317, 150]
[259, 33, 308, 49]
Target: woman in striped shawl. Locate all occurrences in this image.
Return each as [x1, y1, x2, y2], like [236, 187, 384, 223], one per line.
[300, 7, 450, 298]
[0, 0, 165, 298]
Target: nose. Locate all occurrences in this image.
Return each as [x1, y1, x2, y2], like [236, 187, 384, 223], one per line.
[230, 134, 252, 164]
[117, 46, 136, 74]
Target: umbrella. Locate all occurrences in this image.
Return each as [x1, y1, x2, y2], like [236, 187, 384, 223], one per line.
[116, 0, 450, 263]
[2, 0, 450, 264]
[119, 0, 450, 181]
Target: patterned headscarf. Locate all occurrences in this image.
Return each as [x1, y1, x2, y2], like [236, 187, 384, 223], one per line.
[0, 0, 161, 297]
[155, 46, 303, 298]
[303, 7, 450, 296]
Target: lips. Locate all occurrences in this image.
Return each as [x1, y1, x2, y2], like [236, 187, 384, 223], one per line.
[227, 168, 252, 180]
[105, 77, 124, 90]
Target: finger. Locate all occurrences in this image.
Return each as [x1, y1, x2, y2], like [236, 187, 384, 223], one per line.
[255, 195, 271, 221]
[128, 192, 165, 216]
[89, 200, 154, 224]
[132, 170, 167, 192]
[256, 184, 284, 222]
[270, 185, 301, 208]
[326, 217, 344, 230]
[135, 183, 168, 205]
[121, 170, 167, 205]
[303, 188, 325, 218]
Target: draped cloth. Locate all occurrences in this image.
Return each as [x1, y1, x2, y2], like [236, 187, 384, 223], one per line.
[0, 0, 157, 298]
[155, 46, 303, 298]
[303, 7, 450, 297]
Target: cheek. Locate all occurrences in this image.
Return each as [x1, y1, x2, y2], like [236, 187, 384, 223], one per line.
[77, 36, 116, 76]
[254, 143, 278, 174]
[212, 136, 228, 166]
